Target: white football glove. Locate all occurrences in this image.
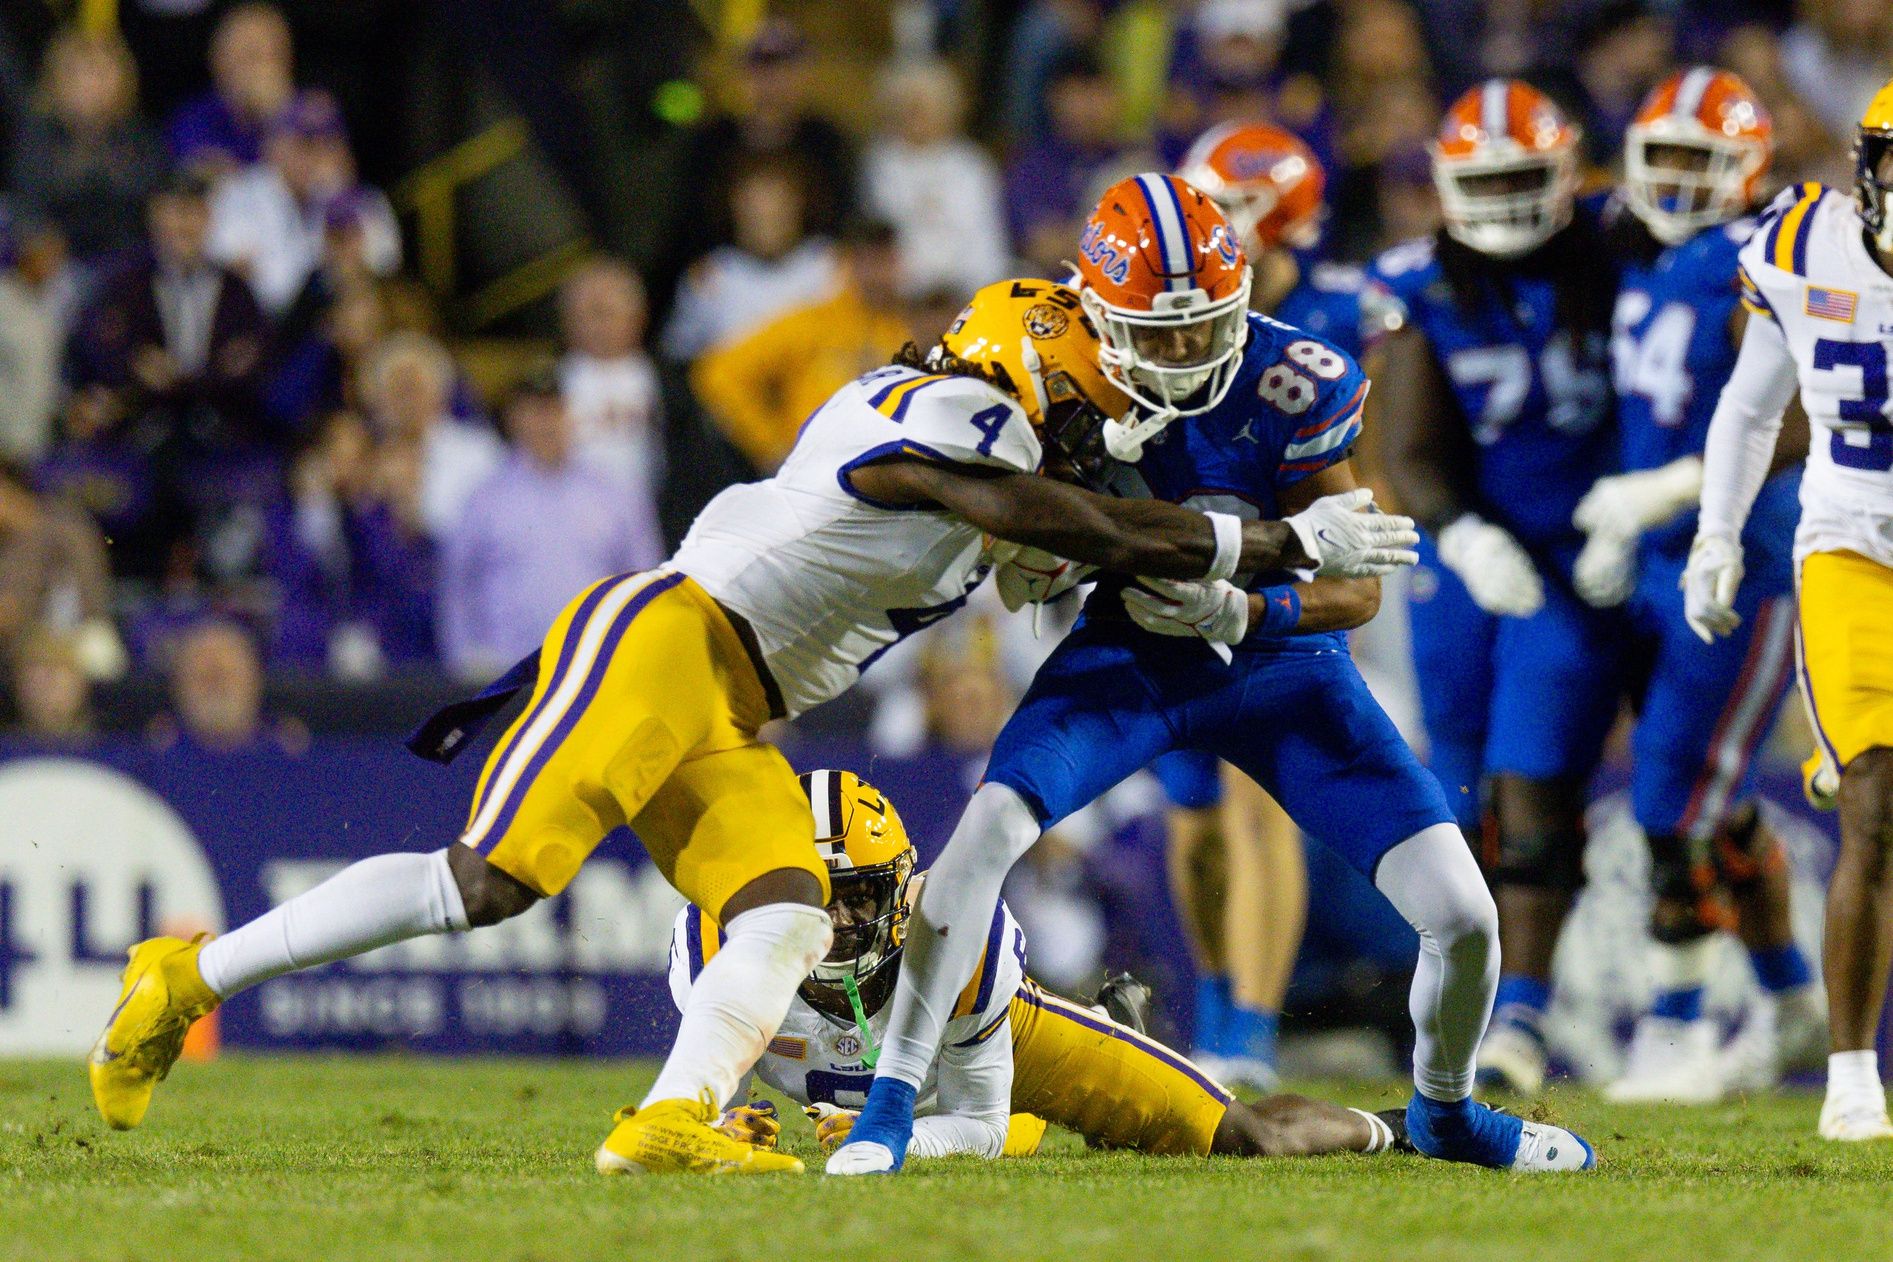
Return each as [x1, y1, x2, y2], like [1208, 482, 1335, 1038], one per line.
[1572, 529, 1637, 608]
[1436, 514, 1545, 617]
[1282, 489, 1420, 577]
[1682, 530, 1745, 644]
[1571, 457, 1703, 538]
[992, 545, 1095, 613]
[1122, 577, 1249, 647]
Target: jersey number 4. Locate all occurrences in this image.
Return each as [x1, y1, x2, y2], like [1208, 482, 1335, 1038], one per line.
[1814, 339, 1893, 473]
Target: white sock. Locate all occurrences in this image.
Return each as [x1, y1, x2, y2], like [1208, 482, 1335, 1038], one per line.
[197, 850, 468, 998]
[1828, 1050, 1885, 1102]
[875, 783, 1041, 1088]
[641, 902, 831, 1111]
[1374, 823, 1500, 1102]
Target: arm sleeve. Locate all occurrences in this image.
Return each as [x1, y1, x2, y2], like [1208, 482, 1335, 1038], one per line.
[907, 1020, 1014, 1160]
[1698, 314, 1801, 541]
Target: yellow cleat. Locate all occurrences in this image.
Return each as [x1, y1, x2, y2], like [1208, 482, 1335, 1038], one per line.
[595, 1093, 806, 1175]
[88, 936, 219, 1130]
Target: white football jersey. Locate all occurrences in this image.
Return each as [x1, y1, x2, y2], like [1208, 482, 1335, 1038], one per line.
[667, 898, 1025, 1115]
[669, 366, 1042, 717]
[1739, 183, 1893, 565]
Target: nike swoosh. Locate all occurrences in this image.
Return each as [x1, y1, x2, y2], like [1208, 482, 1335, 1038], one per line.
[1316, 529, 1338, 547]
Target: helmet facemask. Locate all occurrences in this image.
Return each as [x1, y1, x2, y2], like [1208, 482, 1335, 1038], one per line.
[1080, 278, 1251, 458]
[799, 861, 910, 1023]
[1626, 126, 1763, 245]
[1434, 148, 1577, 258]
[1858, 128, 1893, 257]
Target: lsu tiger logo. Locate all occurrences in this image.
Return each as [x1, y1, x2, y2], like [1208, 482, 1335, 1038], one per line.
[1023, 303, 1070, 339]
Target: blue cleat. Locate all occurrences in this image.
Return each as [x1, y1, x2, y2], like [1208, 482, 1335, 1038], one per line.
[825, 1078, 917, 1175]
[1406, 1092, 1595, 1172]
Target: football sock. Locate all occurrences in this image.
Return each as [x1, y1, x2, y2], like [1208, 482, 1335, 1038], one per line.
[1492, 974, 1551, 1033]
[1195, 974, 1232, 1053]
[1374, 822, 1498, 1103]
[641, 902, 832, 1111]
[1750, 942, 1813, 993]
[1650, 986, 1705, 1023]
[1827, 1049, 1884, 1103]
[875, 782, 1042, 1089]
[1226, 1003, 1280, 1065]
[196, 849, 468, 998]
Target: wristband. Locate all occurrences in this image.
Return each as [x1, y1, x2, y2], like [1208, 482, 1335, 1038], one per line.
[1250, 584, 1302, 637]
[1205, 512, 1243, 583]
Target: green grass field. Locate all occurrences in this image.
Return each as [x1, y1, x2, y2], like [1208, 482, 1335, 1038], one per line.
[1, 1056, 1885, 1262]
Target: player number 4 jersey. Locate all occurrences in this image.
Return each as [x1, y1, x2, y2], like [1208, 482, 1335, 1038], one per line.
[1739, 183, 1893, 560]
[669, 367, 1042, 717]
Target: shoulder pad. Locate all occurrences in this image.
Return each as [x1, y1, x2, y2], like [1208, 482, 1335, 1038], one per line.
[1742, 182, 1829, 279]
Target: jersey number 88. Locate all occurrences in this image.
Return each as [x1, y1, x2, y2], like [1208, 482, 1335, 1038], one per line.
[1257, 340, 1347, 414]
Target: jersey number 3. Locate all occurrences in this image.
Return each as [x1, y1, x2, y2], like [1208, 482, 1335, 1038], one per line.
[1815, 339, 1893, 473]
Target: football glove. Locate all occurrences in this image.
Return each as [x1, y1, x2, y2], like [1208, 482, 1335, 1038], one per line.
[1683, 530, 1745, 644]
[1436, 513, 1544, 617]
[1122, 577, 1249, 647]
[1572, 529, 1637, 608]
[804, 1102, 858, 1150]
[715, 1099, 782, 1150]
[1572, 457, 1703, 538]
[1282, 488, 1420, 577]
[992, 545, 1095, 612]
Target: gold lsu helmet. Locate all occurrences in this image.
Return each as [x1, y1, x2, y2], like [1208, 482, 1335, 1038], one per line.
[1858, 76, 1893, 254]
[937, 279, 1131, 486]
[798, 769, 917, 1020]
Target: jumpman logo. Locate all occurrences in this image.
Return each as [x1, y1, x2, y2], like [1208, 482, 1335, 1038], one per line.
[1234, 418, 1262, 445]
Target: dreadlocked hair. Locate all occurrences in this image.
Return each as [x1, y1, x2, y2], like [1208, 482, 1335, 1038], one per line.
[890, 341, 1020, 399]
[1435, 211, 1618, 348]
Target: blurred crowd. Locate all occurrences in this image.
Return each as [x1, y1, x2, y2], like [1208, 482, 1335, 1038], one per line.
[0, 0, 1885, 766]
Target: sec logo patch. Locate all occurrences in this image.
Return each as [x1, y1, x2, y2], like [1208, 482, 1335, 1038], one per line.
[1023, 304, 1070, 339]
[836, 1033, 863, 1058]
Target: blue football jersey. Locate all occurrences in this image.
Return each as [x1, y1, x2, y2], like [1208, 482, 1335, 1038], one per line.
[1274, 262, 1367, 362]
[1611, 215, 1799, 579]
[1366, 228, 1615, 554]
[1087, 310, 1369, 653]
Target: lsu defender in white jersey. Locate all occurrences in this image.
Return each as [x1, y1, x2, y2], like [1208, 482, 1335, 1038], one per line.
[671, 365, 1040, 717]
[1690, 75, 1893, 1144]
[674, 771, 1402, 1162]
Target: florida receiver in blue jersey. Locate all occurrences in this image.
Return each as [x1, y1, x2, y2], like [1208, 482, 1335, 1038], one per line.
[1574, 69, 1820, 1103]
[835, 174, 1594, 1177]
[1366, 80, 1619, 1095]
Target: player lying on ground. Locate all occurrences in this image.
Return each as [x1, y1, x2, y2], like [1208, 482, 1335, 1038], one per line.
[1685, 73, 1893, 1142]
[87, 277, 1418, 1175]
[835, 176, 1594, 1176]
[1571, 67, 1821, 1104]
[680, 770, 1401, 1162]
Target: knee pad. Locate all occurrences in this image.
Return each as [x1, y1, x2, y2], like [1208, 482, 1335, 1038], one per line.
[1711, 806, 1785, 890]
[1646, 832, 1732, 944]
[1488, 827, 1584, 892]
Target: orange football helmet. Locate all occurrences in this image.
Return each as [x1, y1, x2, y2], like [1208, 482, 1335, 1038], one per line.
[1074, 173, 1251, 456]
[1624, 67, 1772, 245]
[1177, 121, 1326, 257]
[1432, 79, 1580, 258]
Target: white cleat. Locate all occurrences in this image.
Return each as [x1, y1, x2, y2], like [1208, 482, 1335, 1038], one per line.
[1476, 1024, 1547, 1096]
[824, 1141, 898, 1175]
[1607, 1016, 1728, 1104]
[1511, 1120, 1596, 1172]
[1724, 987, 1829, 1092]
[1819, 1094, 1893, 1142]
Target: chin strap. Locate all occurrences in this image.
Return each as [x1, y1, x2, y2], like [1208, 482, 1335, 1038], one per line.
[1102, 408, 1180, 462]
[842, 975, 881, 1068]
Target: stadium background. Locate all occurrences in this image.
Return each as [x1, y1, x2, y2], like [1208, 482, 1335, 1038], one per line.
[0, 0, 1881, 1071]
